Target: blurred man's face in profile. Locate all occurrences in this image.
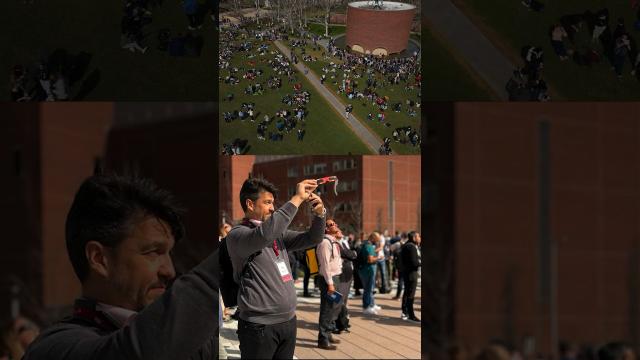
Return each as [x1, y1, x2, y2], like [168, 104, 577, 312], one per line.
[106, 216, 176, 311]
[247, 191, 275, 222]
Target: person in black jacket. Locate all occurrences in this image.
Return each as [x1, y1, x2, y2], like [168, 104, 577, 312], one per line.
[400, 231, 421, 323]
[23, 174, 218, 360]
[329, 221, 357, 334]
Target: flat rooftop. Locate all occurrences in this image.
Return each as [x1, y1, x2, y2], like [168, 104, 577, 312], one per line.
[348, 1, 416, 11]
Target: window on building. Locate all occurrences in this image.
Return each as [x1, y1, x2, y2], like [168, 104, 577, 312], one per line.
[303, 165, 312, 176]
[288, 186, 296, 198]
[346, 159, 356, 169]
[332, 159, 357, 172]
[313, 163, 327, 175]
[287, 167, 299, 177]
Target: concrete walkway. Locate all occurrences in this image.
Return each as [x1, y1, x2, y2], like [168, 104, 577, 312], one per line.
[219, 278, 421, 359]
[273, 40, 382, 154]
[424, 0, 515, 100]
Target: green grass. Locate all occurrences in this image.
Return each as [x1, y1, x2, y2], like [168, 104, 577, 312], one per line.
[219, 31, 372, 154]
[307, 23, 347, 37]
[1, 0, 214, 100]
[459, 0, 640, 100]
[289, 39, 422, 154]
[424, 27, 495, 101]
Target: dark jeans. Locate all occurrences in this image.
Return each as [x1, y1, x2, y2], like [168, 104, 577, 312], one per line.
[335, 278, 352, 330]
[376, 259, 388, 292]
[303, 262, 311, 295]
[237, 316, 297, 359]
[318, 275, 342, 343]
[401, 271, 418, 318]
[395, 270, 404, 298]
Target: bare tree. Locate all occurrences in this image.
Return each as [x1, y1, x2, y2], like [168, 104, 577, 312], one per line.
[255, 0, 261, 24]
[322, 0, 338, 37]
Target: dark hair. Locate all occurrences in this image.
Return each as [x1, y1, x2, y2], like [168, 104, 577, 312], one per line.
[408, 231, 417, 242]
[239, 177, 278, 212]
[66, 174, 185, 282]
[598, 342, 630, 360]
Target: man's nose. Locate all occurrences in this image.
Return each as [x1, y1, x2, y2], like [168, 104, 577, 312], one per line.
[159, 255, 176, 280]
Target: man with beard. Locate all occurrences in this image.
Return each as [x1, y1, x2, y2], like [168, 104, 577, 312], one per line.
[23, 174, 218, 359]
[226, 177, 326, 359]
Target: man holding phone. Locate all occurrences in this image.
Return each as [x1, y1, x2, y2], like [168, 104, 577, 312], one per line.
[226, 177, 326, 359]
[316, 218, 344, 350]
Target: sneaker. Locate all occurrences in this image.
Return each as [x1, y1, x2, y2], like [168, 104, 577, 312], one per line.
[373, 305, 381, 311]
[401, 313, 408, 320]
[363, 307, 378, 315]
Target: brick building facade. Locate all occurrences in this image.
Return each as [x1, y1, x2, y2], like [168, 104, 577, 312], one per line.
[346, 1, 415, 55]
[220, 155, 421, 236]
[426, 102, 640, 357]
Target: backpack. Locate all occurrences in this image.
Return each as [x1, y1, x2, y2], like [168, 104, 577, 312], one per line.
[219, 237, 238, 307]
[219, 224, 261, 308]
[304, 237, 334, 276]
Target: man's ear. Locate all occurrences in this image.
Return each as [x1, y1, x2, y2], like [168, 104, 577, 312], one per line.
[85, 241, 110, 278]
[246, 198, 254, 213]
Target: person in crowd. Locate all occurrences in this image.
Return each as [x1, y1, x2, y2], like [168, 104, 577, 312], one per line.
[358, 232, 382, 315]
[315, 219, 343, 350]
[226, 177, 326, 359]
[598, 342, 635, 360]
[400, 231, 421, 323]
[333, 221, 357, 334]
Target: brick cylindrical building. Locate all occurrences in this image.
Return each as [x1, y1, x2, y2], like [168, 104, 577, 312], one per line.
[345, 1, 415, 56]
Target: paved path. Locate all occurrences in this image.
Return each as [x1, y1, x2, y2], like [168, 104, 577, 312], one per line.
[219, 278, 421, 359]
[424, 0, 515, 100]
[273, 40, 382, 154]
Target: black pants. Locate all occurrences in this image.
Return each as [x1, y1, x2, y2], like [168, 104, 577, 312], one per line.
[318, 275, 342, 343]
[401, 271, 418, 318]
[237, 316, 297, 359]
[395, 270, 404, 298]
[335, 277, 352, 330]
[187, 14, 198, 28]
[303, 262, 311, 295]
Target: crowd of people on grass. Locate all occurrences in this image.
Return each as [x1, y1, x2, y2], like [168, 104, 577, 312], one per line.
[219, 22, 317, 150]
[508, 4, 640, 100]
[219, 17, 421, 154]
[121, 0, 208, 56]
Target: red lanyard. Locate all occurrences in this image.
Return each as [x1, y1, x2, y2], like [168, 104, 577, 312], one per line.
[273, 239, 280, 257]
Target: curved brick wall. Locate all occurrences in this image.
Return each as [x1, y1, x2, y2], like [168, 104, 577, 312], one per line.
[345, 2, 415, 55]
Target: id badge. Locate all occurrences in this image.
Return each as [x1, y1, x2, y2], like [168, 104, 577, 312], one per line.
[276, 259, 293, 282]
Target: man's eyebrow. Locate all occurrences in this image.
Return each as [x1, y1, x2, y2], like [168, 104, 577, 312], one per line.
[140, 240, 171, 251]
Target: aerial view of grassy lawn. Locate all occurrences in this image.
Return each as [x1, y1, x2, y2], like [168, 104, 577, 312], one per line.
[286, 28, 421, 154]
[456, 0, 640, 100]
[424, 27, 496, 101]
[1, 0, 214, 101]
[219, 25, 372, 154]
